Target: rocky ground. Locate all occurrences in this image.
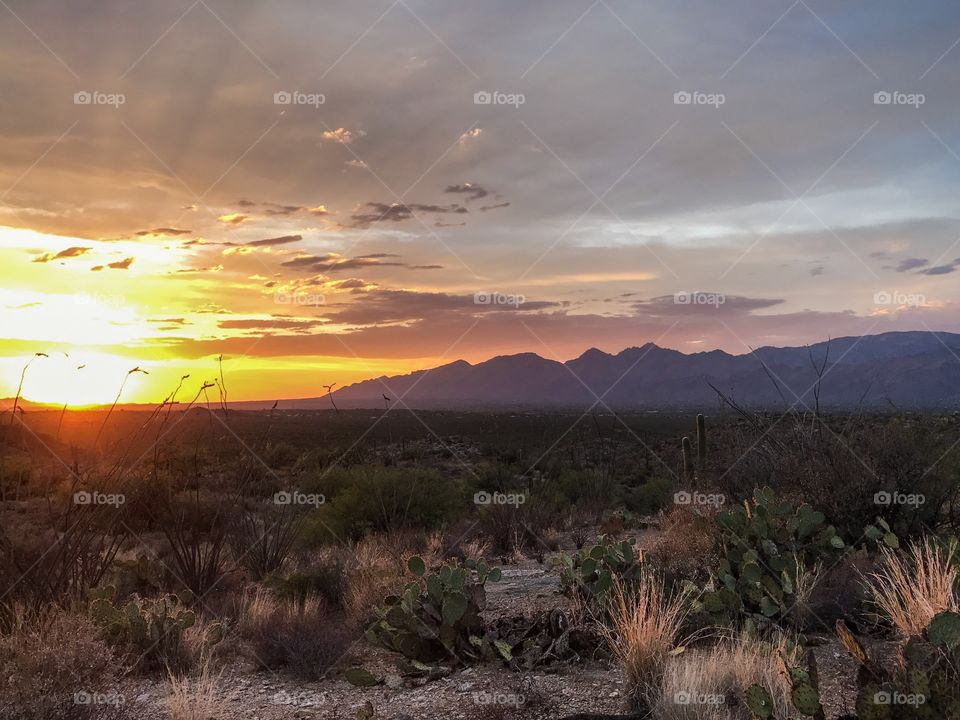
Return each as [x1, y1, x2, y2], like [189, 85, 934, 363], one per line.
[120, 552, 880, 720]
[123, 559, 626, 720]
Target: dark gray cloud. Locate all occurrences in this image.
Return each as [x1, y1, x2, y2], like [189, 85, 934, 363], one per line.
[919, 259, 960, 275]
[348, 202, 468, 229]
[890, 258, 930, 273]
[444, 183, 490, 201]
[247, 234, 303, 247]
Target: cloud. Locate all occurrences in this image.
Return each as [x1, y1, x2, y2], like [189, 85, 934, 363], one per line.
[889, 257, 929, 272]
[218, 317, 324, 331]
[633, 294, 785, 318]
[135, 227, 192, 237]
[345, 160, 368, 169]
[218, 213, 248, 225]
[326, 288, 559, 325]
[322, 128, 364, 144]
[172, 264, 224, 274]
[32, 246, 91, 263]
[91, 257, 134, 271]
[349, 201, 467, 228]
[445, 183, 490, 201]
[919, 259, 960, 275]
[479, 202, 510, 212]
[247, 234, 303, 247]
[281, 252, 405, 273]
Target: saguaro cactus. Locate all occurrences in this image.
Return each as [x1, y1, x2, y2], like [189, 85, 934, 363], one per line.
[696, 413, 707, 466]
[682, 436, 693, 478]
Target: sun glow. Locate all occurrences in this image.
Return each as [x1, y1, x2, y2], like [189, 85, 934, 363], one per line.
[3, 352, 152, 407]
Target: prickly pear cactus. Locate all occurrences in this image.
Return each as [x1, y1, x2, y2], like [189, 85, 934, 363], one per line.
[699, 487, 844, 630]
[836, 615, 960, 720]
[89, 591, 211, 670]
[558, 535, 642, 609]
[745, 684, 774, 718]
[366, 556, 505, 667]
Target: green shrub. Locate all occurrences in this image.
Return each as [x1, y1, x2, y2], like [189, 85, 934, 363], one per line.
[299, 466, 466, 544]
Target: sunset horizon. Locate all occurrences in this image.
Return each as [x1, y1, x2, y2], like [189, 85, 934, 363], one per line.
[4, 1, 960, 406]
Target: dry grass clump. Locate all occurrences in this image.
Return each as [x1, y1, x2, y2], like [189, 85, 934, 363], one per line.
[342, 537, 399, 627]
[601, 574, 691, 707]
[0, 605, 123, 720]
[166, 660, 223, 720]
[648, 506, 719, 584]
[866, 536, 959, 637]
[653, 634, 799, 720]
[237, 589, 353, 678]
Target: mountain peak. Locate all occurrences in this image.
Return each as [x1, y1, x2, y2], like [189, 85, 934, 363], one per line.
[324, 331, 960, 410]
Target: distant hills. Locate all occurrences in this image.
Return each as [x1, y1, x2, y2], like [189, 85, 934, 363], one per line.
[311, 331, 960, 410]
[5, 332, 959, 413]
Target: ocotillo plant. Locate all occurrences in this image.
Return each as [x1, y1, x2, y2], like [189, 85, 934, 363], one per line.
[681, 436, 693, 479]
[696, 413, 707, 466]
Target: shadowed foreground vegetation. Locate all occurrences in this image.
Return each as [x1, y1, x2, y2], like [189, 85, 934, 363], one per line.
[2, 397, 960, 719]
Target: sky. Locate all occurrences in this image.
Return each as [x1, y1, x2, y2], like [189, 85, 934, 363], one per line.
[2, 0, 960, 404]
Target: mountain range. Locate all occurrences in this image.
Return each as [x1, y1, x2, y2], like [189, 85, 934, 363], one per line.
[306, 331, 960, 410]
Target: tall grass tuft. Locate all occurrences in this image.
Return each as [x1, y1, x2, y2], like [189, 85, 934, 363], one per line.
[600, 573, 691, 708]
[866, 536, 959, 637]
